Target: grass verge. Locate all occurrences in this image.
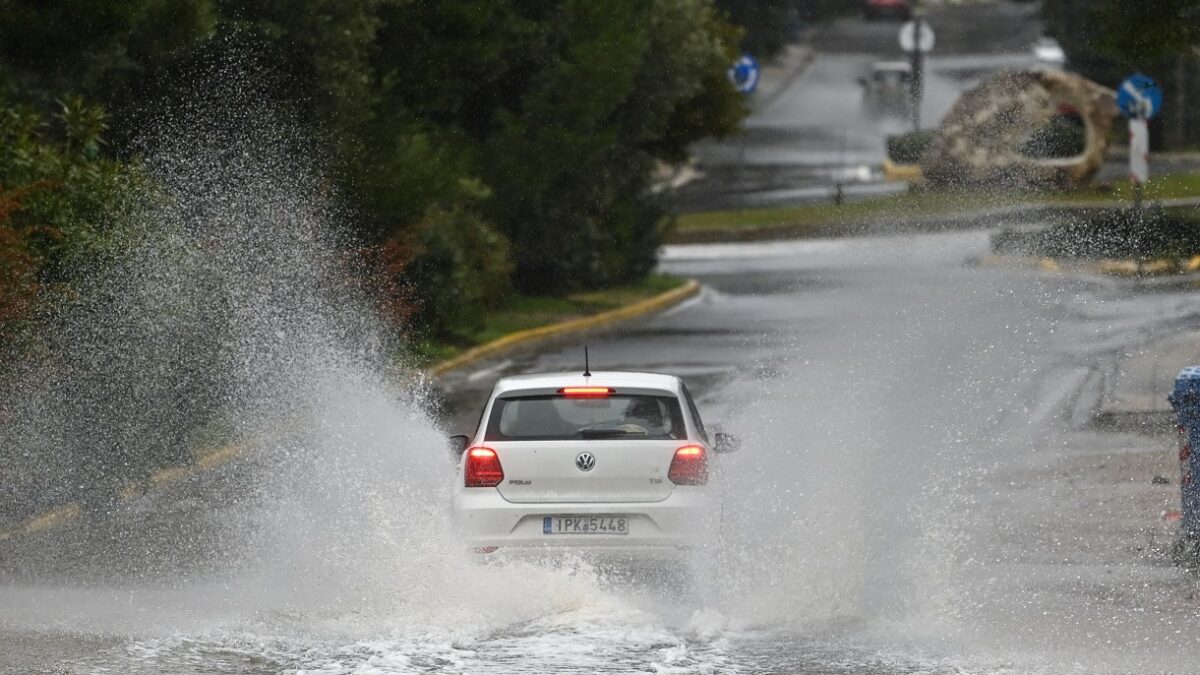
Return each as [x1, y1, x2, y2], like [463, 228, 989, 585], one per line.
[414, 274, 688, 367]
[673, 171, 1200, 241]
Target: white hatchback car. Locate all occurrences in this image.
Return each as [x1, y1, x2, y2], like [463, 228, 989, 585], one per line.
[450, 371, 735, 560]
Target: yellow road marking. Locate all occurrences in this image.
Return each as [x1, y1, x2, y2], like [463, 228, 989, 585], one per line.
[5, 440, 254, 540]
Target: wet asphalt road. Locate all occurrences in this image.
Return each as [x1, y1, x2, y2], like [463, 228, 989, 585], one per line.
[438, 227, 1199, 673]
[4, 226, 1200, 673]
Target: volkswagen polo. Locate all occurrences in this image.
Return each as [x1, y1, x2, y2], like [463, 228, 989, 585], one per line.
[449, 371, 736, 561]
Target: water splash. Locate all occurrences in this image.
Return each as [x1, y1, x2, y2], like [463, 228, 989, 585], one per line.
[0, 74, 631, 651]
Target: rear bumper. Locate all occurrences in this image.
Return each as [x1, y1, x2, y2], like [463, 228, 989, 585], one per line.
[452, 487, 713, 552]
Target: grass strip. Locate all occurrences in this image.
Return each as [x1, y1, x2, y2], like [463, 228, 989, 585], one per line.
[415, 274, 688, 366]
[674, 171, 1200, 238]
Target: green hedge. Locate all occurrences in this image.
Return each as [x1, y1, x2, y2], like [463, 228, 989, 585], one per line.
[992, 206, 1200, 260]
[886, 130, 936, 164]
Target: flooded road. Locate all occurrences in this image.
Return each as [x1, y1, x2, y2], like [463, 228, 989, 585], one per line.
[5, 227, 1198, 674]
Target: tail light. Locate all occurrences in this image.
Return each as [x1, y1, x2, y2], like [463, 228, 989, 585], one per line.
[464, 446, 504, 487]
[668, 444, 708, 485]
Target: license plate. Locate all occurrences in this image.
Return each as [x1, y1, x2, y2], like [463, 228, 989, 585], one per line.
[543, 515, 629, 535]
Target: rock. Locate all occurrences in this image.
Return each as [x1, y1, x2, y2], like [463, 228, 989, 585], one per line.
[921, 69, 1119, 189]
[1153, 475, 1172, 485]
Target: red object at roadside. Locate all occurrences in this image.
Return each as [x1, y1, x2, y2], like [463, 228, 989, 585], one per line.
[864, 0, 912, 20]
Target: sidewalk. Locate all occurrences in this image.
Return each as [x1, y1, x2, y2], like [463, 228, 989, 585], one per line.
[752, 43, 814, 111]
[1095, 331, 1200, 431]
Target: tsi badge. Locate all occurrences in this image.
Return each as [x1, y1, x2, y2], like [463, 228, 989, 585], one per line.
[575, 452, 596, 472]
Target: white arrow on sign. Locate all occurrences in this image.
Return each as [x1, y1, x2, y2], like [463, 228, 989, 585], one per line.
[899, 20, 935, 53]
[1120, 80, 1154, 119]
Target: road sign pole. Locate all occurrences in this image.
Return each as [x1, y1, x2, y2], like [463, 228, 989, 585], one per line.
[898, 18, 933, 132]
[727, 53, 759, 204]
[1116, 73, 1163, 213]
[736, 130, 748, 196]
[1130, 116, 1149, 209]
[910, 22, 924, 132]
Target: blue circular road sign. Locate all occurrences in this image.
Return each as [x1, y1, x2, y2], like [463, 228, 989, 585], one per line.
[728, 54, 760, 95]
[1117, 73, 1163, 120]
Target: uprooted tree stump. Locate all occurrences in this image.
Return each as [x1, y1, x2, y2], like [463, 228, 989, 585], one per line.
[923, 69, 1119, 189]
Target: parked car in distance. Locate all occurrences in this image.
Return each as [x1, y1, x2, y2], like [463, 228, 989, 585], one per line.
[859, 61, 913, 119]
[449, 371, 737, 563]
[864, 0, 912, 21]
[1034, 36, 1067, 68]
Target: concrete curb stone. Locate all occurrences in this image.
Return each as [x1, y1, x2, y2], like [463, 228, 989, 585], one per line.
[972, 254, 1200, 278]
[753, 44, 815, 111]
[1094, 332, 1200, 434]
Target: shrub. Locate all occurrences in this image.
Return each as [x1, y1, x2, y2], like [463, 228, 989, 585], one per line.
[0, 98, 133, 336]
[886, 130, 936, 164]
[992, 206, 1200, 259]
[386, 205, 513, 342]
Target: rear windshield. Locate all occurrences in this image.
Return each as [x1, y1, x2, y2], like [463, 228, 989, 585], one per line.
[485, 394, 687, 441]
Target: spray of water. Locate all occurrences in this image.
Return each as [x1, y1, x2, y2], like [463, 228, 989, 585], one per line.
[0, 70, 649, 674]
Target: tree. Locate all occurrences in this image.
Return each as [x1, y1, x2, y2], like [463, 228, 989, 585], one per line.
[473, 0, 744, 291]
[1042, 0, 1200, 150]
[0, 1, 217, 136]
[0, 0, 748, 332]
[714, 0, 799, 59]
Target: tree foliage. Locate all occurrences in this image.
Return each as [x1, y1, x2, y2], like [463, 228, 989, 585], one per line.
[0, 99, 134, 335]
[0, 0, 746, 338]
[714, 0, 799, 58]
[1042, 0, 1200, 150]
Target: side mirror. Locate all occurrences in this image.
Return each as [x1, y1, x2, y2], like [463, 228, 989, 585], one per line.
[856, 76, 867, 87]
[713, 431, 740, 454]
[448, 434, 469, 461]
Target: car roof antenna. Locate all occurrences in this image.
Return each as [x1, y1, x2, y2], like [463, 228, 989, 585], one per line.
[583, 345, 591, 378]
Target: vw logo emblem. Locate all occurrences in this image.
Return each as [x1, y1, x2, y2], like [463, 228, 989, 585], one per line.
[575, 452, 596, 472]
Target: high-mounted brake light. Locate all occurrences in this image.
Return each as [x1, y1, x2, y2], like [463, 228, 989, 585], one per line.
[558, 387, 614, 398]
[668, 444, 708, 485]
[464, 446, 504, 487]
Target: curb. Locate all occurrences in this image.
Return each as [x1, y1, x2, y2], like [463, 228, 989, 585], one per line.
[972, 254, 1200, 278]
[754, 45, 815, 112]
[0, 503, 81, 542]
[882, 158, 924, 183]
[1090, 409, 1175, 434]
[427, 279, 701, 377]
